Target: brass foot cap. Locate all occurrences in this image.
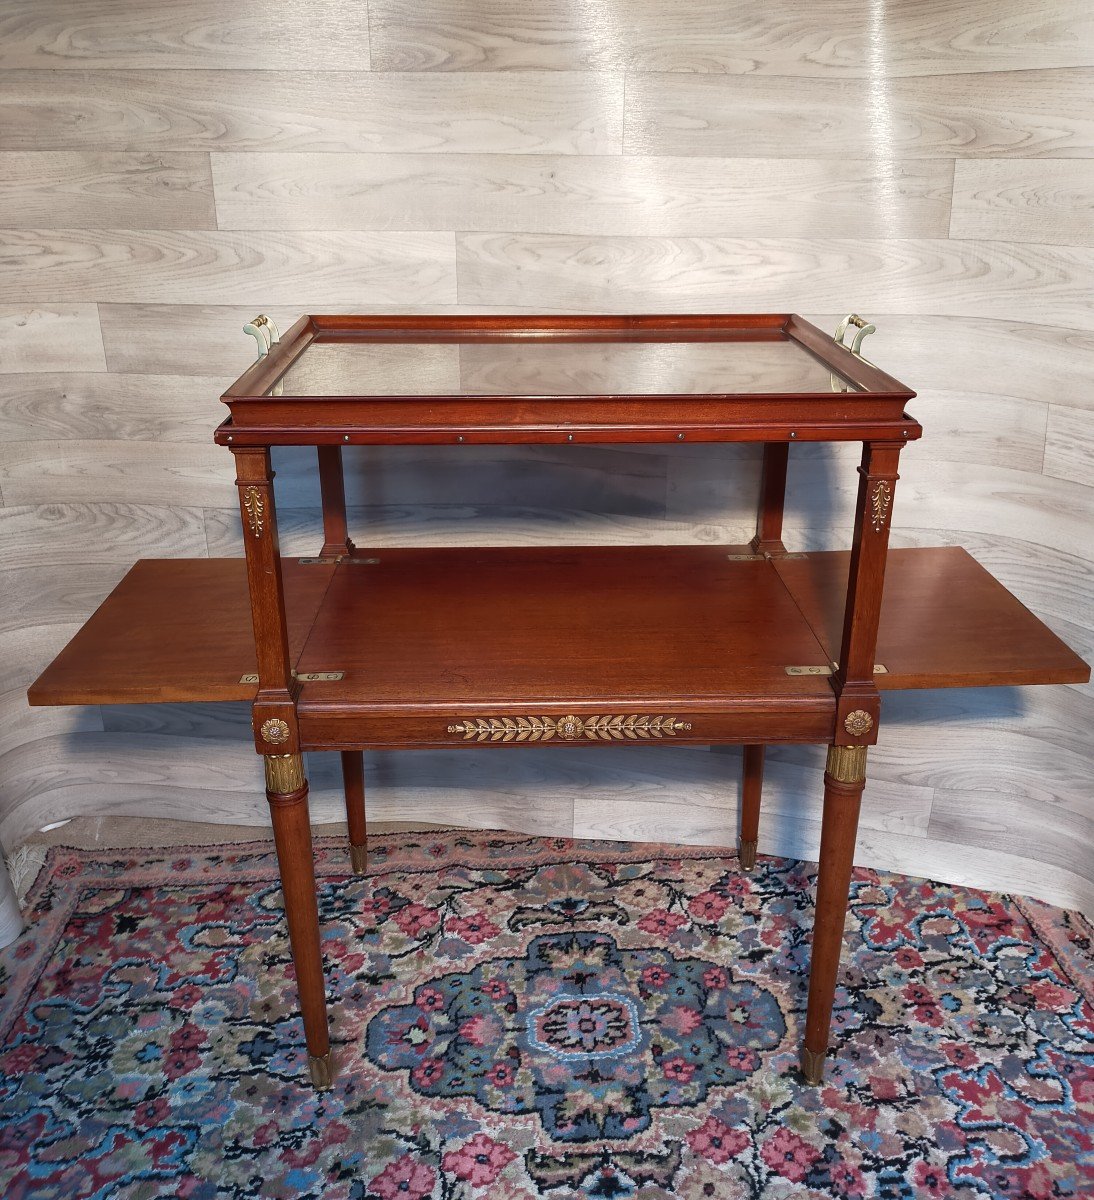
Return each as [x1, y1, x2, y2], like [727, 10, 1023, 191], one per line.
[309, 1051, 334, 1090]
[738, 839, 758, 872]
[799, 1045, 826, 1086]
[350, 842, 368, 875]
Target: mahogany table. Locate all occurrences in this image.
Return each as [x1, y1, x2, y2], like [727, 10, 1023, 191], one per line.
[29, 313, 1089, 1091]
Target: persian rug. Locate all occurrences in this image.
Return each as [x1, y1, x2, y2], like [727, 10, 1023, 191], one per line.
[0, 831, 1091, 1200]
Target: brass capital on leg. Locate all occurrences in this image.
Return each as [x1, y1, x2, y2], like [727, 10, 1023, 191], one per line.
[349, 842, 368, 875]
[738, 838, 758, 872]
[825, 744, 867, 784]
[308, 1051, 334, 1090]
[265, 753, 305, 794]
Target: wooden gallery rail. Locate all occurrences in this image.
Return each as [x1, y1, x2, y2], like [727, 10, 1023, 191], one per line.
[29, 313, 1089, 1090]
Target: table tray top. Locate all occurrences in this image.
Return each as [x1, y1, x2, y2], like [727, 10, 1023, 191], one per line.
[215, 314, 920, 447]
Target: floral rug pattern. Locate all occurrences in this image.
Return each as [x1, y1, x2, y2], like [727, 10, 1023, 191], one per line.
[0, 830, 1091, 1199]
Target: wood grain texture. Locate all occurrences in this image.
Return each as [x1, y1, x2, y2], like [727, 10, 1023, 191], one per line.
[0, 373, 223, 441]
[0, 306, 106, 373]
[803, 315, 1094, 410]
[0, 152, 215, 229]
[369, 0, 1094, 77]
[0, 502, 209, 569]
[950, 160, 1094, 245]
[0, 71, 623, 154]
[455, 235, 1094, 328]
[0, 441, 231, 506]
[211, 153, 953, 238]
[97, 303, 578, 375]
[625, 70, 1094, 159]
[0, 0, 372, 71]
[2, 3, 1092, 913]
[1044, 403, 1094, 488]
[0, 230, 457, 305]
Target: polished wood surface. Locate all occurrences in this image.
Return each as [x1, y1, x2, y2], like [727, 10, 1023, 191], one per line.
[214, 313, 918, 446]
[776, 548, 1090, 689]
[802, 761, 865, 1077]
[29, 546, 1088, 712]
[296, 548, 832, 708]
[27, 559, 334, 706]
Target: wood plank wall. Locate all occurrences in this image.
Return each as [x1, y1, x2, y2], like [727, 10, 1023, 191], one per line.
[1, 1, 1092, 914]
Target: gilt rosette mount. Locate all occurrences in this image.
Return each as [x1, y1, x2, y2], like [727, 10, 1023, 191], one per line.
[260, 718, 291, 745]
[447, 714, 693, 743]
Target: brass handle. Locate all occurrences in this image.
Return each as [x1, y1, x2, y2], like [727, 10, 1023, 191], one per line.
[833, 312, 876, 357]
[243, 314, 283, 396]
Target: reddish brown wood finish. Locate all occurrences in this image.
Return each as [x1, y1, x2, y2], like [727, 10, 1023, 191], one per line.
[234, 447, 301, 754]
[316, 446, 356, 559]
[214, 314, 921, 448]
[738, 744, 764, 871]
[341, 750, 367, 871]
[296, 548, 831, 706]
[266, 775, 331, 1068]
[802, 761, 866, 1079]
[775, 549, 1090, 690]
[26, 559, 335, 706]
[28, 549, 1089, 710]
[751, 444, 789, 555]
[24, 311, 1090, 1092]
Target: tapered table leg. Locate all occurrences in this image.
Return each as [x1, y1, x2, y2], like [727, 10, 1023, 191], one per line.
[800, 744, 866, 1085]
[341, 750, 368, 875]
[265, 753, 334, 1090]
[738, 744, 764, 871]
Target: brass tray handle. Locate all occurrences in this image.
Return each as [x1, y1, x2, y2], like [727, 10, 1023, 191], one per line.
[243, 314, 283, 396]
[833, 312, 877, 357]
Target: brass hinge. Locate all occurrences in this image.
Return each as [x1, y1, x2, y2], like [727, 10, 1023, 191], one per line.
[785, 664, 888, 677]
[726, 552, 808, 561]
[239, 670, 344, 684]
[298, 556, 380, 565]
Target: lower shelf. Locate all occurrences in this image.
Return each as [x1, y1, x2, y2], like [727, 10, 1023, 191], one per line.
[28, 546, 1088, 746]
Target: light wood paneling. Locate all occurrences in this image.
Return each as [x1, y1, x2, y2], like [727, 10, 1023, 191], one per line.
[98, 303, 576, 375]
[212, 153, 953, 238]
[1, 2, 1092, 915]
[0, 71, 623, 154]
[0, 306, 105, 373]
[804, 315, 1094, 411]
[0, 152, 215, 229]
[369, 0, 1094, 77]
[950, 160, 1094, 245]
[929, 789, 1093, 880]
[455, 235, 1094, 328]
[625, 70, 1094, 159]
[0, 502, 209, 569]
[0, 1, 372, 71]
[0, 230, 458, 305]
[1044, 403, 1094, 488]
[2, 563, 134, 635]
[0, 441, 231, 506]
[888, 392, 1047, 472]
[0, 373, 223, 441]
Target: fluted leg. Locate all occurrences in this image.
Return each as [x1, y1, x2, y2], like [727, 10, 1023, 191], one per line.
[800, 744, 866, 1085]
[738, 744, 764, 871]
[265, 753, 333, 1090]
[341, 750, 368, 875]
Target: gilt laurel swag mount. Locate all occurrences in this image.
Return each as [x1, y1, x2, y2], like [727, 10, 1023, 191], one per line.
[28, 310, 1089, 1092]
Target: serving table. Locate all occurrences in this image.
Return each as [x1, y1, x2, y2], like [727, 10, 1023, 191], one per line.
[28, 313, 1089, 1091]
